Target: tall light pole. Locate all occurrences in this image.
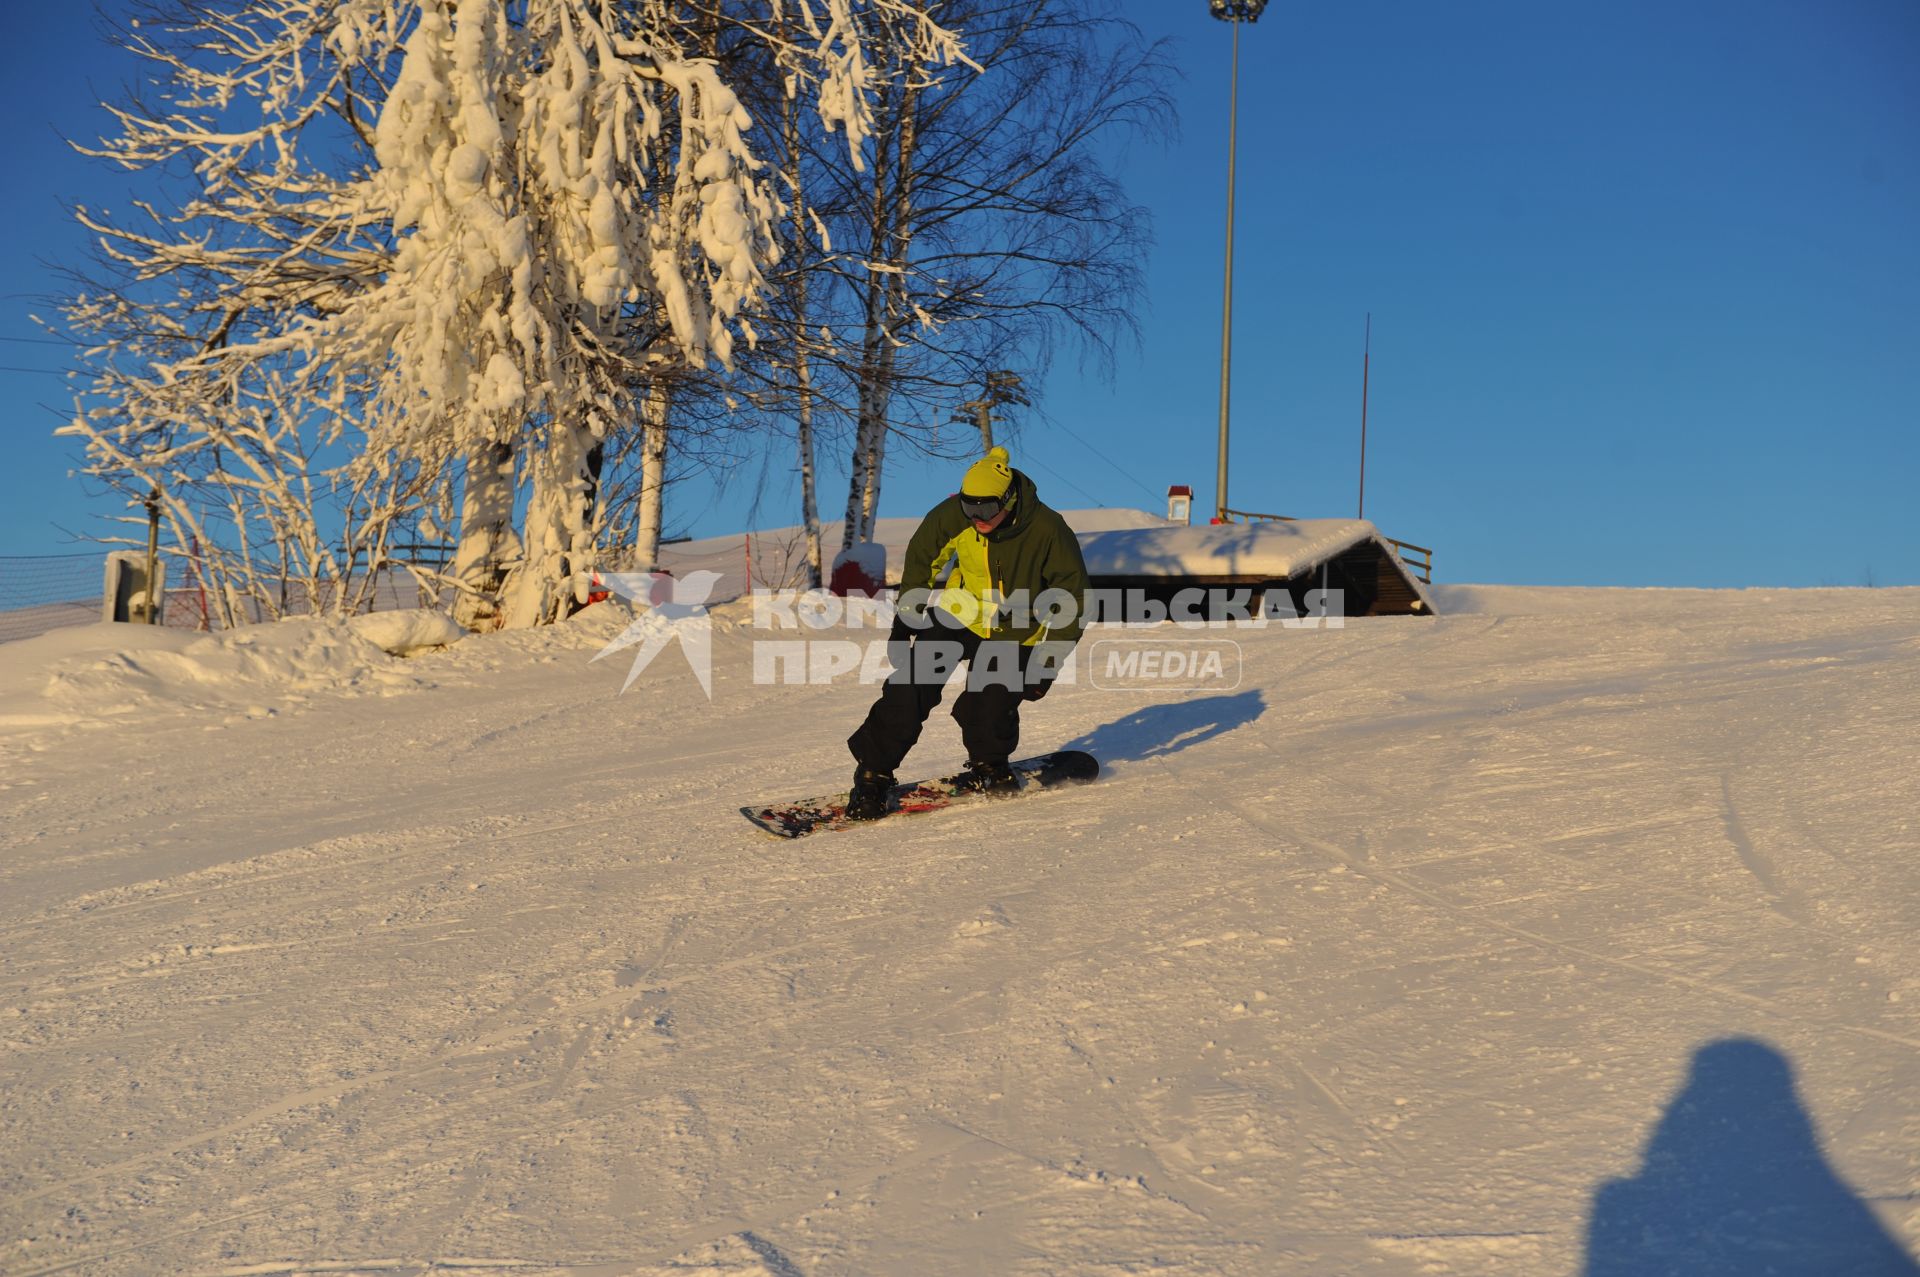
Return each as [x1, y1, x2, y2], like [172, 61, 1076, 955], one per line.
[1209, 0, 1267, 522]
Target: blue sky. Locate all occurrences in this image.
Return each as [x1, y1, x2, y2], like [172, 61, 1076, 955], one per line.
[3, 1, 1915, 586]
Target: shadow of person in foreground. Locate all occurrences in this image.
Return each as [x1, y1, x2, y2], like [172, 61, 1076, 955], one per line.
[1061, 689, 1266, 768]
[1584, 1037, 1917, 1277]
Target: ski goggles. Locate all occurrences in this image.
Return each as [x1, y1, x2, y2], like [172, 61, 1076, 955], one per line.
[959, 493, 1006, 521]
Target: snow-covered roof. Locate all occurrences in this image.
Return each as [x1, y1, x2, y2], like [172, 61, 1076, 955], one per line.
[661, 508, 1175, 599]
[660, 509, 1433, 608]
[1076, 518, 1378, 580]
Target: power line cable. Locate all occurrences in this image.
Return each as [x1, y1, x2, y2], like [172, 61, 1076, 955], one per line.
[0, 335, 67, 346]
[1042, 418, 1166, 505]
[1017, 454, 1107, 508]
[0, 365, 71, 376]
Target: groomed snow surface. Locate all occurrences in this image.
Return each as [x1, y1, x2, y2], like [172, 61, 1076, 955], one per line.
[2, 585, 1917, 1275]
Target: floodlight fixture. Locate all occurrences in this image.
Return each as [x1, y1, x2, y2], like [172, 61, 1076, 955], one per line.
[1209, 0, 1269, 21]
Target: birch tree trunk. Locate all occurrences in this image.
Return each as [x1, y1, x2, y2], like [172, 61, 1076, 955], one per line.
[842, 56, 920, 548]
[860, 412, 889, 535]
[851, 253, 894, 544]
[842, 70, 890, 552]
[780, 62, 824, 588]
[846, 252, 887, 547]
[796, 339, 823, 588]
[634, 381, 672, 573]
[869, 72, 918, 536]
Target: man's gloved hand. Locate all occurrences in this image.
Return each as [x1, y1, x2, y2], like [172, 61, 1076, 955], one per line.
[1024, 640, 1073, 701]
[890, 588, 933, 645]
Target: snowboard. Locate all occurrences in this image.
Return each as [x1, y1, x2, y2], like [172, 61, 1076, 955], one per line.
[741, 750, 1101, 839]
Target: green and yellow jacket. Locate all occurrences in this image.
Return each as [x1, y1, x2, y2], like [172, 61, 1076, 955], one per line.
[900, 470, 1091, 646]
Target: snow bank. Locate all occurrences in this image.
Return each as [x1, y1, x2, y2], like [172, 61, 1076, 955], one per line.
[0, 618, 424, 741]
[0, 597, 753, 750]
[346, 607, 468, 656]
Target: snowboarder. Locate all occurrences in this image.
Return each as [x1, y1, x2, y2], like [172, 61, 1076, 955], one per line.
[845, 447, 1091, 820]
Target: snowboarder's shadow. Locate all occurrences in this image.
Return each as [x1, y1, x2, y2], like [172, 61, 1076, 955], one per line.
[1061, 689, 1265, 767]
[1584, 1036, 1917, 1277]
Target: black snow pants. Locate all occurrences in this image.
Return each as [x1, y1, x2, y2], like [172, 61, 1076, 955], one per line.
[847, 613, 1032, 776]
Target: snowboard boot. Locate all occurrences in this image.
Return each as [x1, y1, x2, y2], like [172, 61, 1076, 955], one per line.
[954, 758, 1020, 797]
[845, 766, 895, 821]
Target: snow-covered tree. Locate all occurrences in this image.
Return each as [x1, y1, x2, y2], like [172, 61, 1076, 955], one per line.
[59, 0, 969, 626]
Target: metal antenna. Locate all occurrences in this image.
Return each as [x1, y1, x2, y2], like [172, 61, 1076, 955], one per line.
[1358, 313, 1371, 520]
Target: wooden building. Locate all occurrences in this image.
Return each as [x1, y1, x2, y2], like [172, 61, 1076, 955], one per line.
[1074, 518, 1435, 619]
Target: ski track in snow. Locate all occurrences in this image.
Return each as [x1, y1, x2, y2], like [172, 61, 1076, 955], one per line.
[1, 588, 1917, 1275]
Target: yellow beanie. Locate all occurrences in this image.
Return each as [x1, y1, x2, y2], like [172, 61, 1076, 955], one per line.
[961, 446, 1013, 500]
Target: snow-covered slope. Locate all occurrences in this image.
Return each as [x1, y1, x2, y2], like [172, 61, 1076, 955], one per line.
[2, 587, 1917, 1275]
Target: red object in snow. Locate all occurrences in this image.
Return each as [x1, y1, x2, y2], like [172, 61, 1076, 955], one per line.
[829, 559, 881, 597]
[829, 543, 886, 597]
[587, 569, 674, 607]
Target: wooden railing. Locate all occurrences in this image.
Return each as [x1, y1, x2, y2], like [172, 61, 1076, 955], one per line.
[1383, 536, 1433, 584]
[1219, 507, 1433, 584]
